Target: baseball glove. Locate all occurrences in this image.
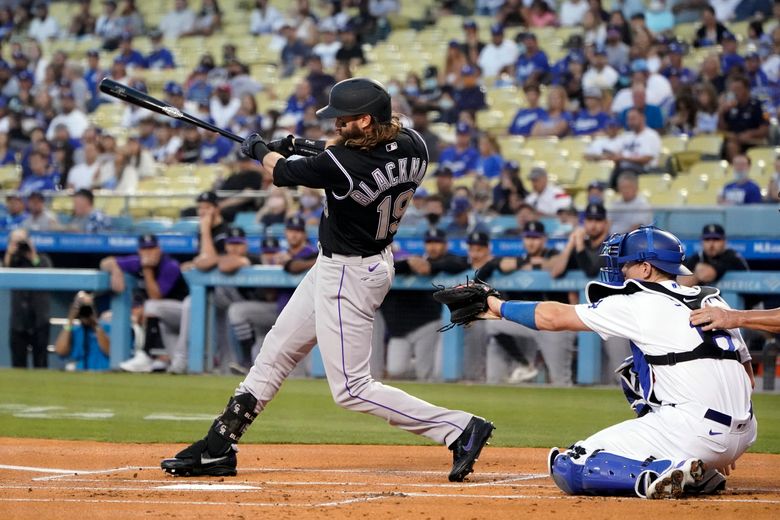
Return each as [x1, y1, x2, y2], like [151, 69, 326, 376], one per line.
[433, 280, 501, 330]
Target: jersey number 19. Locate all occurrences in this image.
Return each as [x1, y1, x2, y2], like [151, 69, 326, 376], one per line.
[375, 189, 415, 240]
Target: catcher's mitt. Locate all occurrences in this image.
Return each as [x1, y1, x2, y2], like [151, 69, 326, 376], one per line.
[433, 280, 501, 330]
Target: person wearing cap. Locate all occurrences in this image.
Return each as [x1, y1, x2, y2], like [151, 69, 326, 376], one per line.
[210, 81, 241, 130]
[190, 191, 229, 264]
[18, 151, 57, 196]
[445, 196, 489, 236]
[101, 233, 189, 373]
[572, 87, 611, 136]
[479, 221, 576, 386]
[461, 19, 485, 66]
[250, 0, 283, 35]
[719, 33, 745, 76]
[438, 123, 479, 177]
[515, 33, 550, 86]
[226, 218, 318, 373]
[27, 1, 61, 42]
[720, 75, 770, 162]
[312, 19, 343, 70]
[45, 89, 89, 141]
[679, 223, 749, 288]
[382, 228, 468, 381]
[114, 32, 148, 69]
[334, 23, 366, 68]
[2, 193, 28, 230]
[452, 65, 487, 122]
[145, 29, 176, 69]
[718, 154, 763, 205]
[68, 188, 110, 233]
[508, 83, 548, 136]
[524, 166, 573, 217]
[68, 0, 97, 38]
[582, 48, 619, 93]
[745, 51, 770, 91]
[477, 23, 519, 78]
[159, 0, 196, 40]
[21, 191, 60, 231]
[661, 43, 696, 85]
[584, 116, 623, 160]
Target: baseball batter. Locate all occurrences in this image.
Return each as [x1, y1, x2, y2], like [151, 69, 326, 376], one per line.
[478, 226, 757, 498]
[162, 78, 494, 482]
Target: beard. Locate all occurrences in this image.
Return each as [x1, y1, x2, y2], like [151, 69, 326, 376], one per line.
[337, 124, 364, 142]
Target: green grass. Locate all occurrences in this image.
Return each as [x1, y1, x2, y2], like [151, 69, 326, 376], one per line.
[0, 369, 778, 452]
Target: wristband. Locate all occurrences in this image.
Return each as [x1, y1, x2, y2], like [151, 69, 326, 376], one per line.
[500, 301, 539, 330]
[63, 324, 72, 332]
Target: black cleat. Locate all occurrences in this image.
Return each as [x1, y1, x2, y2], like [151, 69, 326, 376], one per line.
[448, 417, 495, 482]
[161, 438, 237, 477]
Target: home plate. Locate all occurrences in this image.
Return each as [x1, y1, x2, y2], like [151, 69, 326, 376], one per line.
[156, 484, 262, 491]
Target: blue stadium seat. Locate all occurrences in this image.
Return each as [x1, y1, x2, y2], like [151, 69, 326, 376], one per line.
[134, 218, 174, 234]
[170, 218, 201, 234]
[233, 211, 257, 230]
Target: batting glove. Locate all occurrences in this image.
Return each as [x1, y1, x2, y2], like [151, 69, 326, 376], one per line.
[267, 135, 295, 158]
[241, 133, 271, 162]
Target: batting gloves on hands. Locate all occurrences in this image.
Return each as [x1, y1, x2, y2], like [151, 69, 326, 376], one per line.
[267, 135, 296, 158]
[241, 133, 271, 162]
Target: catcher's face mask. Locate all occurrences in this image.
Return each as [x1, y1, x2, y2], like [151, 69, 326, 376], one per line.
[598, 232, 627, 285]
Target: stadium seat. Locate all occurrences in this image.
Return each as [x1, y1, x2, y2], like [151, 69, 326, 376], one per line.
[687, 134, 724, 157]
[0, 165, 19, 189]
[558, 137, 590, 161]
[475, 110, 510, 134]
[747, 146, 779, 166]
[639, 173, 673, 194]
[521, 137, 560, 156]
[579, 161, 614, 186]
[688, 160, 727, 180]
[170, 217, 201, 234]
[134, 218, 174, 233]
[661, 135, 688, 155]
[650, 189, 686, 206]
[234, 211, 258, 229]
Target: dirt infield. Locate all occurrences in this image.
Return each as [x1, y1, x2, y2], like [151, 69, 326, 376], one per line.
[0, 438, 778, 519]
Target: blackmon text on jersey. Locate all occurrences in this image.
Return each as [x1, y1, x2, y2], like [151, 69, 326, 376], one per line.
[348, 157, 428, 206]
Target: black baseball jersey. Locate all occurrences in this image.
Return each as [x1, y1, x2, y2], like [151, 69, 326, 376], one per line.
[683, 248, 749, 283]
[272, 128, 429, 256]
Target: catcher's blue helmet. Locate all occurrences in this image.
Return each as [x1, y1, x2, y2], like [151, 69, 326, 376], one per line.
[599, 225, 692, 284]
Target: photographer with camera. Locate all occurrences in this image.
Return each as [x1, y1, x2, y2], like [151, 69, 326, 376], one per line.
[3, 229, 53, 368]
[54, 291, 111, 371]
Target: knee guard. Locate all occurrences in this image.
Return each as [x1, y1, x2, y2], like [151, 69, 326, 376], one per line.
[206, 393, 258, 456]
[550, 446, 672, 496]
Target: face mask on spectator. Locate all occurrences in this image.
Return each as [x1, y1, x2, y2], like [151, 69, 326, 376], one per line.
[387, 84, 400, 97]
[734, 169, 749, 180]
[404, 84, 420, 97]
[426, 213, 441, 225]
[300, 195, 320, 209]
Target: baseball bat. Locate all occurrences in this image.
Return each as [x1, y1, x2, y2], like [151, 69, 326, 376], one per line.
[98, 78, 244, 143]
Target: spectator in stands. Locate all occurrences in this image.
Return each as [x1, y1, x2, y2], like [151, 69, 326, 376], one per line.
[145, 29, 175, 69]
[67, 189, 109, 233]
[410, 107, 440, 162]
[383, 228, 467, 381]
[66, 141, 98, 190]
[27, 1, 60, 42]
[293, 186, 321, 226]
[83, 49, 106, 110]
[177, 124, 202, 163]
[116, 0, 145, 36]
[283, 80, 316, 126]
[199, 129, 233, 165]
[96, 0, 122, 48]
[0, 130, 16, 165]
[256, 187, 291, 228]
[159, 0, 196, 39]
[720, 75, 770, 161]
[694, 5, 729, 47]
[451, 65, 487, 122]
[668, 91, 697, 136]
[551, 202, 611, 278]
[461, 19, 484, 66]
[438, 122, 479, 177]
[691, 82, 720, 135]
[279, 21, 311, 78]
[478, 24, 519, 78]
[445, 196, 489, 237]
[745, 52, 770, 93]
[401, 188, 428, 228]
[21, 191, 58, 231]
[191, 0, 222, 36]
[4, 228, 52, 368]
[311, 22, 341, 70]
[718, 154, 763, 205]
[515, 32, 549, 86]
[530, 86, 572, 138]
[607, 108, 662, 186]
[492, 160, 529, 214]
[335, 24, 366, 68]
[582, 9, 607, 47]
[441, 40, 468, 87]
[560, 0, 591, 26]
[556, 52, 586, 105]
[115, 134, 156, 193]
[478, 220, 576, 385]
[113, 33, 147, 70]
[208, 82, 240, 130]
[54, 291, 110, 371]
[661, 42, 696, 85]
[719, 33, 745, 76]
[573, 87, 611, 136]
[582, 48, 619, 93]
[213, 154, 264, 222]
[526, 0, 557, 27]
[475, 133, 503, 178]
[19, 151, 56, 194]
[69, 0, 97, 38]
[608, 171, 653, 233]
[604, 24, 630, 70]
[679, 223, 749, 287]
[304, 56, 335, 107]
[617, 83, 664, 130]
[508, 83, 546, 137]
[422, 193, 447, 231]
[2, 194, 27, 229]
[45, 91, 88, 141]
[250, 0, 282, 35]
[524, 166, 572, 217]
[768, 156, 780, 202]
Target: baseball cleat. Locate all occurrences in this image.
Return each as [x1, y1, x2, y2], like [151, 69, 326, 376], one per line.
[645, 458, 705, 499]
[448, 416, 495, 482]
[161, 439, 237, 477]
[547, 447, 561, 476]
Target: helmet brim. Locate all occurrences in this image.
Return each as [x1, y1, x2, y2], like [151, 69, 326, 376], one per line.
[316, 105, 354, 119]
[651, 260, 693, 276]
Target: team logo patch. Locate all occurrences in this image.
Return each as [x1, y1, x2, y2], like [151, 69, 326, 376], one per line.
[386, 142, 398, 152]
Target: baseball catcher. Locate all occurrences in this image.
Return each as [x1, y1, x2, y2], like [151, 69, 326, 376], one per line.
[432, 280, 501, 330]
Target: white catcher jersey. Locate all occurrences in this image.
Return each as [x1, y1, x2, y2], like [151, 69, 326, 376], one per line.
[575, 280, 752, 419]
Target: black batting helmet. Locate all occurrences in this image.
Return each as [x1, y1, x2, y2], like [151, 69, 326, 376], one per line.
[316, 77, 392, 123]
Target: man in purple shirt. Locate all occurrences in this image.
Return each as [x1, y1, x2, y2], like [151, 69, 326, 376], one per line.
[101, 234, 188, 373]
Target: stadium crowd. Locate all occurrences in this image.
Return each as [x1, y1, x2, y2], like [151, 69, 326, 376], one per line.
[1, 0, 779, 384]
